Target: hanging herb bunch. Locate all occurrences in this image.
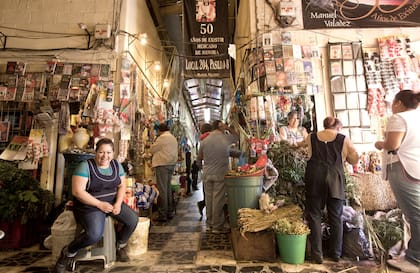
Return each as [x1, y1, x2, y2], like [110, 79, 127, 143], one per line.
[267, 141, 308, 209]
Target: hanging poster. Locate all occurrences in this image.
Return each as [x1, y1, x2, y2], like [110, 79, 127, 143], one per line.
[183, 0, 230, 78]
[302, 0, 420, 29]
[0, 135, 29, 161]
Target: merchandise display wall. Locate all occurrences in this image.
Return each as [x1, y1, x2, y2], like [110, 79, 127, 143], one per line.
[235, 0, 420, 150]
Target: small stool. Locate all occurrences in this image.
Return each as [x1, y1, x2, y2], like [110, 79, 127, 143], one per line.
[72, 216, 116, 271]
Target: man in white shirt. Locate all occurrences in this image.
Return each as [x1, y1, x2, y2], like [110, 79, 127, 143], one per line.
[149, 123, 178, 222]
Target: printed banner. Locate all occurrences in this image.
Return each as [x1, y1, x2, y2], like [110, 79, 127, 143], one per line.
[183, 0, 230, 78]
[302, 0, 420, 29]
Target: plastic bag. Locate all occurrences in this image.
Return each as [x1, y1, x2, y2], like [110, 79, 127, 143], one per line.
[342, 227, 372, 260]
[262, 159, 278, 191]
[51, 210, 77, 233]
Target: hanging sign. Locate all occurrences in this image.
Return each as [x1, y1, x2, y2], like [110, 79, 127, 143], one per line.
[302, 0, 420, 29]
[183, 0, 230, 78]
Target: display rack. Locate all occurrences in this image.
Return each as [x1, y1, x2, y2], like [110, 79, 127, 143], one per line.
[328, 42, 373, 144]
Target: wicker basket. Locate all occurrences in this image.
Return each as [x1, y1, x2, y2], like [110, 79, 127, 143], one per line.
[352, 173, 397, 211]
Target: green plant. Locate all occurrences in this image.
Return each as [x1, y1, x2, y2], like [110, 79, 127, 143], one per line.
[344, 170, 362, 207]
[267, 141, 308, 208]
[0, 161, 55, 224]
[272, 217, 310, 235]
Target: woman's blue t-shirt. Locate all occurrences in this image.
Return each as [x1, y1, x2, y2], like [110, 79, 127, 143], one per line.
[73, 160, 125, 178]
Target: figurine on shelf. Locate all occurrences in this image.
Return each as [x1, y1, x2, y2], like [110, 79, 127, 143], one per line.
[72, 127, 90, 150]
[368, 151, 381, 174]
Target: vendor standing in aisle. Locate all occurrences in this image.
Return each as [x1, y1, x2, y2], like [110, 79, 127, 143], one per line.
[196, 123, 213, 218]
[197, 120, 239, 234]
[303, 117, 359, 264]
[148, 123, 178, 222]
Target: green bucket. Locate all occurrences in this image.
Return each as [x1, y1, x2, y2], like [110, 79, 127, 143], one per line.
[276, 233, 307, 264]
[225, 175, 263, 228]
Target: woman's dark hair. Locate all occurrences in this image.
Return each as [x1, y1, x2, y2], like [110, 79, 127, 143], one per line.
[394, 90, 420, 109]
[287, 110, 298, 120]
[323, 117, 342, 129]
[95, 138, 114, 152]
[200, 123, 212, 134]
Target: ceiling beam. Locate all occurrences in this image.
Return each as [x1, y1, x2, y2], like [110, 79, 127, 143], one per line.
[160, 4, 182, 15]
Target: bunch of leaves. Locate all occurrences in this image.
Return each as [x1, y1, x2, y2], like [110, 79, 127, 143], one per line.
[344, 169, 362, 207]
[272, 217, 310, 235]
[266, 141, 308, 208]
[369, 209, 403, 251]
[0, 161, 55, 224]
[362, 211, 389, 271]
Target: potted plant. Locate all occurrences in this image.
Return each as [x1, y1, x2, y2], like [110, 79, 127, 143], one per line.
[272, 217, 310, 264]
[0, 161, 55, 248]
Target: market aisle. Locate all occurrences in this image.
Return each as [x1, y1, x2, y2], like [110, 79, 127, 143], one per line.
[0, 182, 386, 273]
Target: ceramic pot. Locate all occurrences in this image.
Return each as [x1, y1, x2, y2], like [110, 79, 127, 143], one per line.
[58, 131, 73, 152]
[72, 128, 90, 149]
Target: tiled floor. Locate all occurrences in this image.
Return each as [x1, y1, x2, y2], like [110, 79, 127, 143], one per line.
[0, 183, 391, 273]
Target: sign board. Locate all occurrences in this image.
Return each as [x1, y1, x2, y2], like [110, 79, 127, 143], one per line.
[302, 0, 420, 29]
[183, 0, 230, 78]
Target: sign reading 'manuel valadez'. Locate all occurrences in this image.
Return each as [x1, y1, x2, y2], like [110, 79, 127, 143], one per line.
[302, 0, 420, 29]
[183, 0, 230, 78]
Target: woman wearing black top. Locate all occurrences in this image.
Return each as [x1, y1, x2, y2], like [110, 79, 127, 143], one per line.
[303, 117, 358, 264]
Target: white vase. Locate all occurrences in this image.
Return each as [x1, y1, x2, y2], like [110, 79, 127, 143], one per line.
[72, 128, 90, 149]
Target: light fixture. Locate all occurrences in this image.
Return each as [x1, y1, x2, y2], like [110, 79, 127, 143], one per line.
[145, 60, 161, 72]
[163, 79, 170, 88]
[153, 61, 161, 71]
[204, 108, 211, 123]
[78, 23, 88, 30]
[78, 23, 90, 49]
[139, 33, 147, 45]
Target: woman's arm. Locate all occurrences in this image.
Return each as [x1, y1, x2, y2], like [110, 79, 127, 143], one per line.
[375, 115, 406, 152]
[279, 127, 287, 141]
[72, 175, 113, 213]
[343, 137, 359, 165]
[112, 175, 127, 215]
[375, 132, 405, 151]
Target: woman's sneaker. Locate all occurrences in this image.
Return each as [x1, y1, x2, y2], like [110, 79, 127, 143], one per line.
[55, 246, 75, 273]
[116, 247, 130, 262]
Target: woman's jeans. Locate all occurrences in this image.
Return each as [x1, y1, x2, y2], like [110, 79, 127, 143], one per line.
[387, 161, 420, 264]
[68, 203, 138, 254]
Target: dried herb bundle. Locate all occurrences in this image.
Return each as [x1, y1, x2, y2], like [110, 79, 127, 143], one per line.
[272, 217, 310, 235]
[237, 204, 302, 237]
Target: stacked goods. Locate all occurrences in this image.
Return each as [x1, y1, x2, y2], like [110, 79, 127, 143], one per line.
[226, 154, 267, 177]
[352, 173, 397, 211]
[237, 204, 302, 237]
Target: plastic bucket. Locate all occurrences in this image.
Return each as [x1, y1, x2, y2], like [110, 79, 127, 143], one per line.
[126, 217, 150, 255]
[225, 175, 263, 228]
[276, 233, 307, 264]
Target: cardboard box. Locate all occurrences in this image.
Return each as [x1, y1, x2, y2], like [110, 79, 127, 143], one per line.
[231, 228, 277, 262]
